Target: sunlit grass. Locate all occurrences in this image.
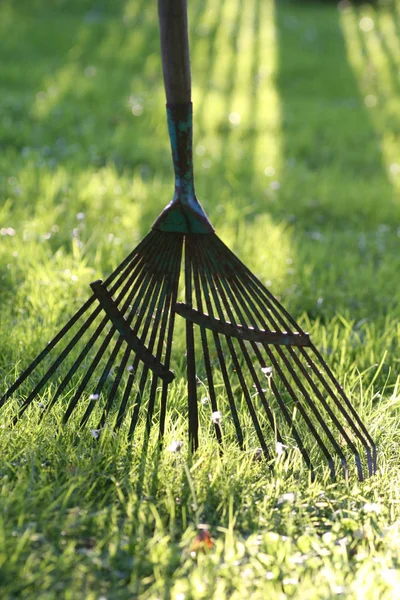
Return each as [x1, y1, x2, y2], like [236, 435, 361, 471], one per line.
[0, 0, 400, 598]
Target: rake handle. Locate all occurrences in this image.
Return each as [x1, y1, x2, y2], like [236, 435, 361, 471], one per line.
[158, 0, 191, 104]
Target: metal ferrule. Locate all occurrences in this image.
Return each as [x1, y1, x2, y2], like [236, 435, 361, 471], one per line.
[152, 103, 214, 233]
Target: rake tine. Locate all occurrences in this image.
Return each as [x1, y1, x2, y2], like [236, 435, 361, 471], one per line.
[194, 238, 272, 461]
[127, 240, 181, 439]
[38, 238, 162, 423]
[113, 235, 181, 432]
[201, 241, 286, 448]
[219, 269, 315, 475]
[191, 241, 223, 447]
[203, 240, 338, 475]
[217, 253, 352, 480]
[185, 237, 199, 452]
[113, 250, 171, 432]
[80, 234, 177, 429]
[212, 235, 303, 333]
[303, 344, 376, 475]
[12, 247, 152, 422]
[0, 231, 158, 411]
[190, 240, 244, 449]
[223, 246, 372, 478]
[158, 236, 184, 442]
[92, 235, 176, 431]
[146, 235, 183, 439]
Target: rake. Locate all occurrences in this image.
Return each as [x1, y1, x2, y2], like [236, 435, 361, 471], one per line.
[0, 0, 376, 480]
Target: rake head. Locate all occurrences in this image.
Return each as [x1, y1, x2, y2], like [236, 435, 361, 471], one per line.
[176, 234, 377, 481]
[1, 231, 183, 439]
[0, 3, 377, 480]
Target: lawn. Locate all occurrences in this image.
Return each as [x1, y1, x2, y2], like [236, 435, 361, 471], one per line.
[0, 0, 400, 598]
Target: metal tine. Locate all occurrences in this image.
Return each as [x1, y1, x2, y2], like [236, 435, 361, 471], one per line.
[214, 246, 355, 480]
[11, 236, 158, 422]
[204, 239, 339, 477]
[190, 240, 223, 447]
[252, 266, 374, 475]
[102, 230, 163, 289]
[211, 235, 305, 334]
[185, 237, 199, 452]
[0, 232, 158, 411]
[189, 238, 244, 449]
[159, 236, 184, 442]
[214, 263, 342, 480]
[112, 241, 176, 432]
[210, 247, 316, 473]
[214, 266, 319, 476]
[194, 237, 272, 461]
[303, 344, 376, 475]
[112, 235, 180, 432]
[127, 237, 182, 439]
[79, 233, 178, 429]
[200, 240, 287, 450]
[52, 240, 162, 424]
[218, 240, 375, 474]
[39, 236, 161, 421]
[221, 244, 371, 479]
[143, 235, 183, 440]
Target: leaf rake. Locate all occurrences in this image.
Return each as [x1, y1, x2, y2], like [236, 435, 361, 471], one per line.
[0, 0, 376, 480]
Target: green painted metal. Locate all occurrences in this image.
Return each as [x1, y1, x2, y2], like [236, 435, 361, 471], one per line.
[152, 103, 214, 234]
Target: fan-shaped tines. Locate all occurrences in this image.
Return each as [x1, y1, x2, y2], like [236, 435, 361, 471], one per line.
[1, 231, 183, 439]
[178, 234, 376, 481]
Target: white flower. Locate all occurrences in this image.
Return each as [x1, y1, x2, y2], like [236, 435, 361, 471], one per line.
[167, 440, 183, 453]
[261, 366, 273, 377]
[211, 411, 222, 425]
[276, 442, 287, 456]
[363, 502, 381, 514]
[91, 429, 101, 439]
[89, 393, 99, 401]
[277, 492, 296, 505]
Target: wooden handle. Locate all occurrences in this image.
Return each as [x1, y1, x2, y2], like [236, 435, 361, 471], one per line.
[158, 0, 191, 104]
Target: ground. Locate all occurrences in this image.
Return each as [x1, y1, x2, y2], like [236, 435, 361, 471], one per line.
[0, 0, 400, 598]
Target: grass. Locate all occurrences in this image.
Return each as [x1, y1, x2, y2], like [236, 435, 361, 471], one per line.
[0, 0, 400, 597]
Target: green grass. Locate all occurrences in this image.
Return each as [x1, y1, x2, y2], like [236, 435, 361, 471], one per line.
[1, 0, 400, 598]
